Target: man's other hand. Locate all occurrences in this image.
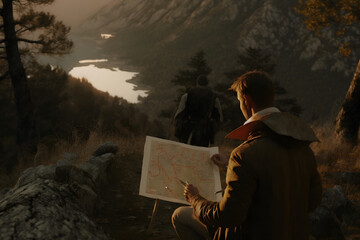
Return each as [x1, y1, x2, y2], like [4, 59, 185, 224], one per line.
[211, 153, 228, 168]
[184, 183, 199, 203]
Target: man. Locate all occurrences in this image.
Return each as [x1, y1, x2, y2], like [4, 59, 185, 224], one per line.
[172, 70, 322, 240]
[174, 75, 223, 147]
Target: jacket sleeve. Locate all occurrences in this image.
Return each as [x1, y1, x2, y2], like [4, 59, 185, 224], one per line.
[308, 150, 322, 212]
[174, 93, 188, 119]
[213, 97, 223, 122]
[191, 149, 257, 228]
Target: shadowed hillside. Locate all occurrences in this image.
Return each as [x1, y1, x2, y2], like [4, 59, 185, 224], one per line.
[75, 0, 359, 122]
[0, 62, 164, 175]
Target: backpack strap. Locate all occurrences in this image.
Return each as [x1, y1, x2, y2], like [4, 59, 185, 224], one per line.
[206, 91, 216, 119]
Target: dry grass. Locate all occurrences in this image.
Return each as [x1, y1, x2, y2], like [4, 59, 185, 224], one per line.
[311, 123, 360, 173]
[311, 123, 360, 202]
[34, 132, 146, 165]
[0, 132, 146, 190]
[342, 183, 360, 203]
[2, 124, 360, 202]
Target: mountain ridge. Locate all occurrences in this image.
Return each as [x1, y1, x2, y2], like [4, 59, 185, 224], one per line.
[76, 0, 359, 121]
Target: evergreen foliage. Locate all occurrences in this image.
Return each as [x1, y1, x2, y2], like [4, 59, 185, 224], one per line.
[219, 48, 303, 131]
[296, 0, 360, 56]
[0, 0, 73, 157]
[0, 0, 73, 75]
[236, 48, 302, 116]
[171, 50, 212, 91]
[0, 62, 159, 171]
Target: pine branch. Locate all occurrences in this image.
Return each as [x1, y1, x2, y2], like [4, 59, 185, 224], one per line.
[0, 71, 9, 82]
[16, 37, 43, 44]
[16, 26, 30, 34]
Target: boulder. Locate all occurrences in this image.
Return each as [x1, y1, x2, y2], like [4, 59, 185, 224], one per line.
[0, 142, 118, 240]
[321, 185, 347, 218]
[0, 179, 108, 240]
[310, 206, 344, 240]
[92, 142, 118, 157]
[56, 152, 78, 166]
[310, 185, 360, 240]
[15, 165, 56, 188]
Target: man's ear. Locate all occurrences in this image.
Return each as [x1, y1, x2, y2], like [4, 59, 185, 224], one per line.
[244, 94, 255, 109]
[243, 94, 249, 107]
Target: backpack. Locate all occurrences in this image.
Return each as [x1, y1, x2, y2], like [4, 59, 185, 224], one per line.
[174, 88, 217, 146]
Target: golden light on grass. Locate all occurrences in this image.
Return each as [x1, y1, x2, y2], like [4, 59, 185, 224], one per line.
[311, 124, 360, 173]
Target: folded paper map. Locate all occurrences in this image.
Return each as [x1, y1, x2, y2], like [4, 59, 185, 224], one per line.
[139, 136, 222, 204]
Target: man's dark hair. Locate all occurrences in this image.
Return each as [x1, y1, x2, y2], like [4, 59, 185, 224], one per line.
[230, 70, 275, 108]
[196, 75, 209, 86]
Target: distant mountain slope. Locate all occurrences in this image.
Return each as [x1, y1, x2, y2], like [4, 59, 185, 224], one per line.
[78, 0, 359, 121]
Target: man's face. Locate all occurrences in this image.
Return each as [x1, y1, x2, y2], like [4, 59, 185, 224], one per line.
[237, 91, 252, 120]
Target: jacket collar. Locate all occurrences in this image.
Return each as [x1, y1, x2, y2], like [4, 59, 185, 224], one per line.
[226, 112, 319, 142]
[243, 107, 280, 125]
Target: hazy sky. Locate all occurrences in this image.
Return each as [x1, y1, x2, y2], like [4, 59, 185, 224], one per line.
[42, 0, 114, 27]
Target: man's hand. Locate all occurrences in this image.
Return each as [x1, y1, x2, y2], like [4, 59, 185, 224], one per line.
[211, 153, 228, 168]
[184, 183, 199, 203]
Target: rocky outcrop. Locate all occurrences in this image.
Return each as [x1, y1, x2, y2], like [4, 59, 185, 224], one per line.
[0, 142, 118, 240]
[310, 185, 360, 240]
[92, 141, 119, 157]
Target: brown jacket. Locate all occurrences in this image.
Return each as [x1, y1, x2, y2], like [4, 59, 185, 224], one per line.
[190, 112, 322, 240]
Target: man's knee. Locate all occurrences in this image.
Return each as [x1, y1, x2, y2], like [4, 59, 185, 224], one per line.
[172, 206, 191, 226]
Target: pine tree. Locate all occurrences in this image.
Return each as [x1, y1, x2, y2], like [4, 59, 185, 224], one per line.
[0, 0, 73, 159]
[172, 50, 212, 91]
[220, 47, 302, 131]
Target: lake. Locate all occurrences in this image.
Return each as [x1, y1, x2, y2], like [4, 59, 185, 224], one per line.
[69, 61, 147, 103]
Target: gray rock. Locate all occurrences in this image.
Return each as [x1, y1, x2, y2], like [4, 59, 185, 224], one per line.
[321, 185, 347, 219]
[56, 152, 78, 166]
[55, 164, 95, 190]
[0, 179, 108, 240]
[78, 153, 114, 187]
[92, 142, 118, 157]
[310, 206, 344, 240]
[310, 185, 360, 240]
[0, 143, 116, 240]
[15, 165, 56, 188]
[70, 183, 98, 216]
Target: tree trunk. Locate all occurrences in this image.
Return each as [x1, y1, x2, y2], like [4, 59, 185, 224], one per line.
[1, 0, 37, 158]
[336, 60, 360, 146]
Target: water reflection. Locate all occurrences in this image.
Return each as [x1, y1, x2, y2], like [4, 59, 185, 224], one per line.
[79, 59, 108, 64]
[69, 64, 147, 103]
[101, 34, 114, 39]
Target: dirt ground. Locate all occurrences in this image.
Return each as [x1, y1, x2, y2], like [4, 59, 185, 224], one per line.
[95, 152, 181, 240]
